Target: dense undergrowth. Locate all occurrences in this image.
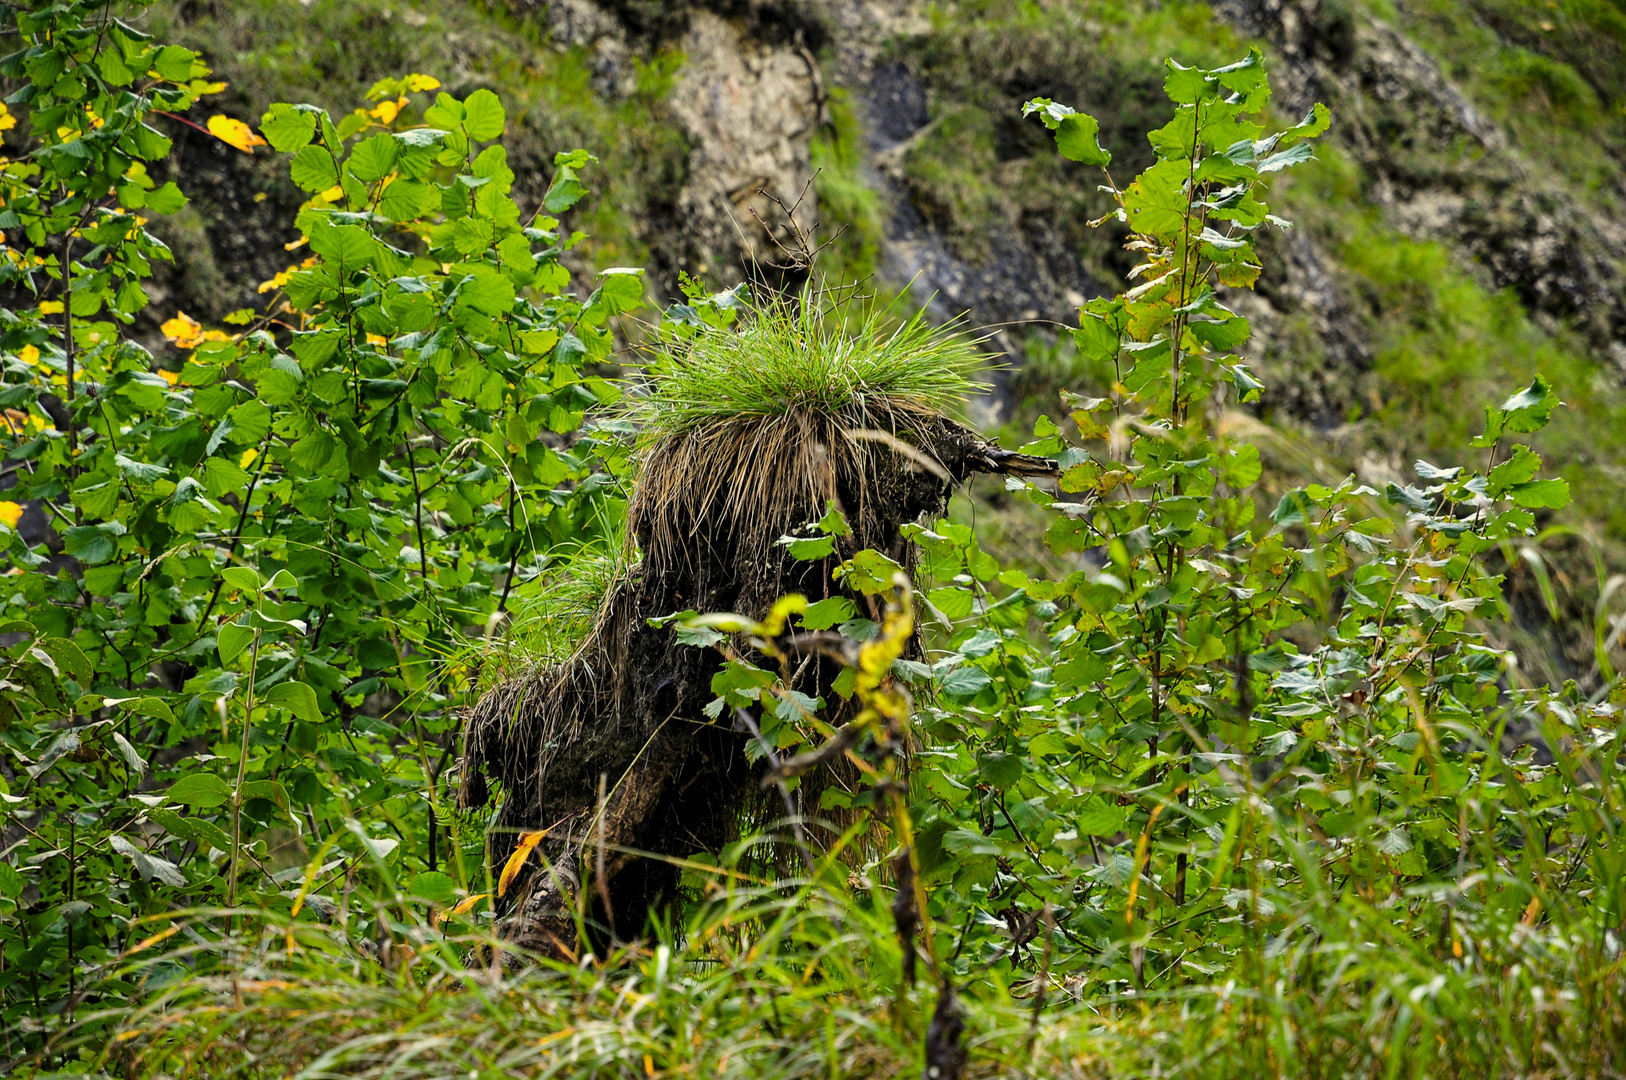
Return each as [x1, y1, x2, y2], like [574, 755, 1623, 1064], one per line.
[2, 3, 1625, 1078]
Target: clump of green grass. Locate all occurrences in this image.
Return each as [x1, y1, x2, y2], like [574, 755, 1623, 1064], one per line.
[627, 293, 985, 438]
[494, 540, 628, 673]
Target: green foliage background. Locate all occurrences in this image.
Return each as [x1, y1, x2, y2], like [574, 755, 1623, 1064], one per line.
[1, 2, 1625, 1078]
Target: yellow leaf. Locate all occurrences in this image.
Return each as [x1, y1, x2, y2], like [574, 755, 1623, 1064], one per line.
[370, 97, 407, 124]
[157, 368, 179, 386]
[239, 448, 259, 469]
[497, 830, 549, 897]
[366, 333, 388, 347]
[38, 300, 64, 315]
[405, 74, 441, 92]
[0, 106, 14, 133]
[19, 345, 39, 365]
[316, 185, 344, 203]
[123, 924, 179, 956]
[436, 891, 490, 925]
[159, 311, 203, 349]
[0, 501, 22, 529]
[206, 114, 267, 154]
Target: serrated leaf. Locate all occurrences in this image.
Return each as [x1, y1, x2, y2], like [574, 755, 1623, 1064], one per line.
[463, 89, 506, 140]
[63, 525, 116, 565]
[1508, 478, 1569, 509]
[347, 132, 398, 183]
[927, 586, 975, 621]
[940, 665, 991, 699]
[290, 145, 339, 192]
[798, 596, 856, 631]
[977, 751, 1024, 789]
[1054, 112, 1111, 166]
[260, 102, 317, 153]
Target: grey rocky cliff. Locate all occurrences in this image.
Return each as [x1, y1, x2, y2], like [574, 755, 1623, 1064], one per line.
[1213, 0, 1626, 374]
[148, 0, 1625, 430]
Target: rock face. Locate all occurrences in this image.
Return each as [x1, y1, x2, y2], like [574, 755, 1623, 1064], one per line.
[1213, 0, 1626, 373]
[152, 0, 1625, 429]
[499, 0, 1626, 422]
[543, 0, 825, 284]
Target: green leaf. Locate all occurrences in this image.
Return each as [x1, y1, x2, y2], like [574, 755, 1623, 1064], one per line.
[595, 267, 644, 315]
[1508, 478, 1570, 509]
[117, 696, 174, 721]
[166, 772, 232, 809]
[1501, 375, 1561, 433]
[1222, 443, 1262, 488]
[410, 871, 458, 906]
[217, 621, 257, 666]
[927, 586, 975, 620]
[940, 665, 991, 698]
[63, 525, 116, 565]
[1076, 798, 1129, 837]
[114, 453, 169, 483]
[977, 751, 1024, 789]
[110, 836, 187, 888]
[1280, 102, 1331, 142]
[1055, 112, 1111, 166]
[290, 430, 338, 470]
[265, 680, 322, 723]
[347, 132, 398, 183]
[378, 177, 436, 222]
[776, 533, 835, 560]
[309, 222, 375, 270]
[221, 566, 262, 593]
[41, 638, 92, 683]
[1163, 59, 1213, 105]
[463, 89, 506, 140]
[203, 456, 251, 498]
[151, 44, 196, 81]
[454, 270, 515, 316]
[239, 779, 289, 809]
[290, 145, 339, 193]
[260, 103, 317, 153]
[27, 731, 80, 778]
[799, 597, 856, 631]
[834, 549, 907, 594]
[0, 862, 24, 899]
[112, 732, 148, 776]
[144, 181, 187, 214]
[544, 154, 590, 213]
[1124, 158, 1189, 241]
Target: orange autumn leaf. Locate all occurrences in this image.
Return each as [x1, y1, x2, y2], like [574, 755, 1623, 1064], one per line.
[0, 501, 22, 529]
[123, 924, 179, 956]
[497, 830, 549, 897]
[207, 115, 266, 154]
[435, 891, 490, 926]
[370, 97, 408, 124]
[160, 311, 203, 349]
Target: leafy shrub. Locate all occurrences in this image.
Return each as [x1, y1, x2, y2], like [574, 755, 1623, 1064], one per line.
[0, 0, 639, 1054]
[0, 6, 1622, 1078]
